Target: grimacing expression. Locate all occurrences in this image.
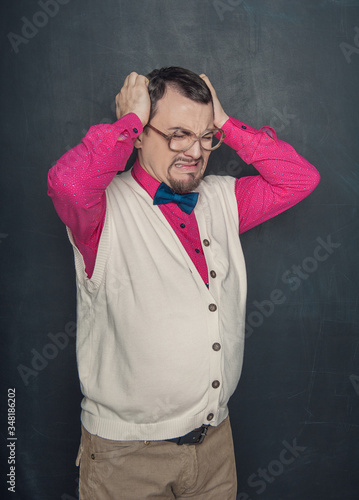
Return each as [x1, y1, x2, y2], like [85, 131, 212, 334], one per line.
[135, 87, 214, 194]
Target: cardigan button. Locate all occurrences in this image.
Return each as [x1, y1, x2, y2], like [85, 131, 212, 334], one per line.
[208, 303, 217, 312]
[180, 223, 185, 228]
[210, 270, 217, 278]
[203, 239, 210, 247]
[207, 413, 214, 421]
[212, 342, 221, 351]
[241, 125, 247, 129]
[133, 128, 138, 133]
[212, 380, 220, 389]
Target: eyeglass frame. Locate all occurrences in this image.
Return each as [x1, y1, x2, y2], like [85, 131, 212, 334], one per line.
[145, 123, 226, 152]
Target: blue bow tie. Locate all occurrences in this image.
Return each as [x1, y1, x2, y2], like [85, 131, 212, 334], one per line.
[153, 183, 199, 214]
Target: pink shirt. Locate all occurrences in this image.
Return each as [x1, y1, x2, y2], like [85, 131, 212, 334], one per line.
[47, 113, 320, 281]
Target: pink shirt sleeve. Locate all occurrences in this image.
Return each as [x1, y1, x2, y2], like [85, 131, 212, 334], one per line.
[47, 113, 143, 277]
[220, 117, 320, 234]
[48, 113, 320, 279]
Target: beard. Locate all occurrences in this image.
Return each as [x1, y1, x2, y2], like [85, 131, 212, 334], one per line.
[166, 156, 205, 194]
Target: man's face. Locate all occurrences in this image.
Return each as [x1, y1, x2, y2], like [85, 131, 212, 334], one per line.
[135, 87, 214, 193]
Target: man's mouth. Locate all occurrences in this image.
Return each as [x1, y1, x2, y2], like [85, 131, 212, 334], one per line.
[173, 160, 201, 171]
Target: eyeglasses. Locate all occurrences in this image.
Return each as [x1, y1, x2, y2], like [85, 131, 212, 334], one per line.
[146, 124, 226, 152]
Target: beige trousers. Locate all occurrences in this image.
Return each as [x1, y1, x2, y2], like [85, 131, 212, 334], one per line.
[76, 416, 237, 499]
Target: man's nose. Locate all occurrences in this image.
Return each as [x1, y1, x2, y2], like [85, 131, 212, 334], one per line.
[183, 138, 202, 158]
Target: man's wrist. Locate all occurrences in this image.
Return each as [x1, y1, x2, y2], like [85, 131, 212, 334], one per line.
[114, 113, 143, 141]
[217, 114, 230, 129]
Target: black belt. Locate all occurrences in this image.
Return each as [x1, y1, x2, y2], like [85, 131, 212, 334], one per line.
[165, 425, 209, 445]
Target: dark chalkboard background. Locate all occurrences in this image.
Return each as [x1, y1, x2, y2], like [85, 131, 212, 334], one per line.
[1, 1, 359, 499]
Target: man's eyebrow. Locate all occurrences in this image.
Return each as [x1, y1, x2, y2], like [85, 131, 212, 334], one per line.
[167, 127, 215, 132]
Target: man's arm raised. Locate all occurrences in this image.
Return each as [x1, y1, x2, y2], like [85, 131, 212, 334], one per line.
[47, 72, 151, 277]
[200, 74, 320, 233]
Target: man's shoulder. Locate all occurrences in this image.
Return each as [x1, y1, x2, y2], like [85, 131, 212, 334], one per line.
[198, 175, 238, 222]
[107, 170, 134, 190]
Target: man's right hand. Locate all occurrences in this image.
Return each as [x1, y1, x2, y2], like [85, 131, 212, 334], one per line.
[115, 72, 151, 127]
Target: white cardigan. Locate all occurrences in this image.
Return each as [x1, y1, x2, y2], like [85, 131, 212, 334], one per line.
[67, 170, 247, 441]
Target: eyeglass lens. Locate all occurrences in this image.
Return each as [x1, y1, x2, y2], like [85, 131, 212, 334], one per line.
[169, 130, 222, 151]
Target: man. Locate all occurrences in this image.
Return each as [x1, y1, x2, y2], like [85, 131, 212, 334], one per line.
[47, 67, 320, 499]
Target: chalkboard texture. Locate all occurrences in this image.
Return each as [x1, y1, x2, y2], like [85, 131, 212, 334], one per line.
[1, 1, 358, 499]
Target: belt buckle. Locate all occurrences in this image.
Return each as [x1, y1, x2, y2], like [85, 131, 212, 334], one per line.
[197, 425, 208, 444]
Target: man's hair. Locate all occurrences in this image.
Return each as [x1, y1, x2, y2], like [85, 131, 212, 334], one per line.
[146, 66, 213, 123]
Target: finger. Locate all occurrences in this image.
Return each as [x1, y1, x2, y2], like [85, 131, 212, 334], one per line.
[122, 72, 139, 89]
[136, 74, 150, 87]
[199, 73, 210, 83]
[200, 74, 215, 92]
[200, 74, 217, 96]
[122, 73, 132, 88]
[126, 71, 139, 86]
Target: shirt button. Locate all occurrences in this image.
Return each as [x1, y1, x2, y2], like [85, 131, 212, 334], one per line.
[180, 223, 185, 228]
[208, 303, 217, 312]
[212, 342, 221, 351]
[91, 454, 95, 460]
[203, 239, 210, 247]
[144, 441, 150, 446]
[133, 128, 138, 133]
[210, 270, 216, 278]
[212, 380, 220, 389]
[207, 413, 214, 421]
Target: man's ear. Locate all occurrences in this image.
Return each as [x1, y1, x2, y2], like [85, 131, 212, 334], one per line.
[134, 132, 144, 150]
